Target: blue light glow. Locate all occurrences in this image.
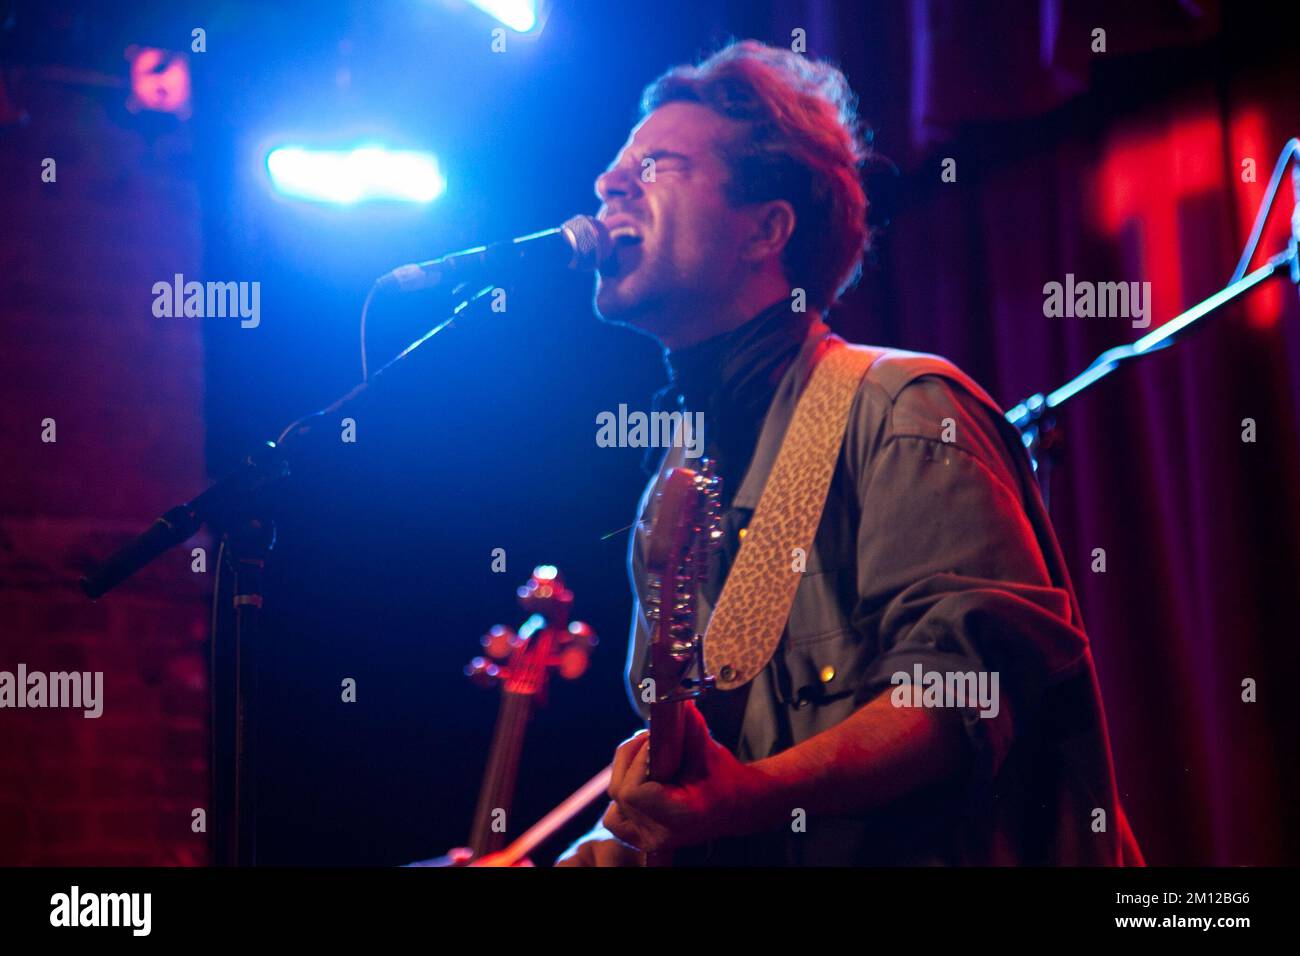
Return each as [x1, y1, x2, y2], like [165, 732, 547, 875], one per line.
[466, 0, 537, 32]
[265, 145, 446, 205]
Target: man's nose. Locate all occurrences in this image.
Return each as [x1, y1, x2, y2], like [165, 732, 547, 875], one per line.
[595, 162, 642, 203]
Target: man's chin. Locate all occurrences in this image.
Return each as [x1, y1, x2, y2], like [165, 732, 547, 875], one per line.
[593, 279, 672, 343]
[594, 280, 644, 325]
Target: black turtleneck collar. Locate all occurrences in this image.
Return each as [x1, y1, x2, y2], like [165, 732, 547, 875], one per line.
[647, 299, 817, 499]
[665, 299, 813, 410]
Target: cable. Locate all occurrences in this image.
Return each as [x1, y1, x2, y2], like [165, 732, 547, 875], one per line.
[209, 537, 226, 650]
[278, 282, 496, 448]
[359, 281, 381, 382]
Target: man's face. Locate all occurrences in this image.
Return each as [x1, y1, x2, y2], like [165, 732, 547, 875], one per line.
[593, 101, 758, 341]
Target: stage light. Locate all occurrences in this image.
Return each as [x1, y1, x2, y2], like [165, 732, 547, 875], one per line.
[466, 0, 537, 32]
[265, 145, 446, 205]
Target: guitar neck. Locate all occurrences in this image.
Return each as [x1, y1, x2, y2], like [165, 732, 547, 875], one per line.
[645, 697, 686, 867]
[647, 698, 686, 783]
[640, 464, 720, 868]
[468, 689, 533, 858]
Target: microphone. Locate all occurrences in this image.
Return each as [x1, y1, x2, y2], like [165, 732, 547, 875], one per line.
[377, 215, 610, 291]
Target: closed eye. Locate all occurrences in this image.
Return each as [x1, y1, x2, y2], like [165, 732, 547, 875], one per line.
[641, 150, 691, 171]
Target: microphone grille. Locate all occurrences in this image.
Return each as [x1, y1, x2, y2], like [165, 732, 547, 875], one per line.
[562, 214, 611, 271]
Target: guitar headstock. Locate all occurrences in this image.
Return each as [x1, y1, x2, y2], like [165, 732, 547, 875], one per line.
[465, 565, 598, 698]
[642, 460, 722, 781]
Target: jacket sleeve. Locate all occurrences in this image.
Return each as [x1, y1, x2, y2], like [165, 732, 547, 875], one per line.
[847, 373, 1093, 786]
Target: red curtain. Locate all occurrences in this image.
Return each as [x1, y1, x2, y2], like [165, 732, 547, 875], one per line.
[808, 0, 1300, 864]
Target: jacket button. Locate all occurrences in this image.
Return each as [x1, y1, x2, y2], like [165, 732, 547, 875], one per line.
[819, 665, 835, 684]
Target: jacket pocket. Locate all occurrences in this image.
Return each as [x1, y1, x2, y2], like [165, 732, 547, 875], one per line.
[778, 625, 869, 719]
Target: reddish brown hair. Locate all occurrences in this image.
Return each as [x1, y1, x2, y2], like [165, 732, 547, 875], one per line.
[641, 40, 870, 311]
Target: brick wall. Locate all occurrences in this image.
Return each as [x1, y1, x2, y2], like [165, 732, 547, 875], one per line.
[0, 74, 210, 865]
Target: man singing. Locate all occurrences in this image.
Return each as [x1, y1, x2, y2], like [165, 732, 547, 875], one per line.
[559, 40, 1141, 866]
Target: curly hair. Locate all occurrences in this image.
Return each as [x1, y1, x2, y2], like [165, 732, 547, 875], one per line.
[641, 40, 870, 311]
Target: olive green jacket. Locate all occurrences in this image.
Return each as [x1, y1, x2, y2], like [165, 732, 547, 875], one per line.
[626, 318, 1143, 866]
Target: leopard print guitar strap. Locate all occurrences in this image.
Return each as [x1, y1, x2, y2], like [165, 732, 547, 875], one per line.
[703, 341, 885, 690]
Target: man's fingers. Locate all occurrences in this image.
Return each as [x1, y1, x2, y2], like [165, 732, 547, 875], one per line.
[683, 699, 709, 740]
[602, 799, 634, 844]
[679, 700, 714, 774]
[609, 730, 649, 797]
[627, 726, 653, 782]
[554, 815, 644, 868]
[618, 746, 667, 816]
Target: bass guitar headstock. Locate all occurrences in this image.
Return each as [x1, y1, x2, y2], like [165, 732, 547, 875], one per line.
[642, 460, 722, 784]
[465, 565, 598, 700]
[462, 565, 596, 859]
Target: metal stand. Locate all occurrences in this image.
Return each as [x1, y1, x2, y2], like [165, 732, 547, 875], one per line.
[1009, 137, 1300, 500]
[209, 515, 274, 866]
[1007, 246, 1298, 504]
[80, 284, 496, 865]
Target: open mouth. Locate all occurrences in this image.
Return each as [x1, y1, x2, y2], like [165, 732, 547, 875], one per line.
[600, 226, 644, 278]
[607, 224, 644, 246]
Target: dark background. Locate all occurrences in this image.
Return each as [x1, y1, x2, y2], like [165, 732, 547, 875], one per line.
[3, 0, 1299, 866]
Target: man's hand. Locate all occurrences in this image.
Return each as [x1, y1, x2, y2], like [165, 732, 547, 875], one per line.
[554, 819, 642, 867]
[601, 701, 767, 855]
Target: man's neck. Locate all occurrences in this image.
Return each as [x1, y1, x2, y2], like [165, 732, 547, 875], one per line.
[657, 279, 792, 351]
[653, 296, 818, 504]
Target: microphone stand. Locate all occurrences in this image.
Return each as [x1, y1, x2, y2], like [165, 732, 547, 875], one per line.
[79, 283, 495, 866]
[1006, 243, 1299, 510]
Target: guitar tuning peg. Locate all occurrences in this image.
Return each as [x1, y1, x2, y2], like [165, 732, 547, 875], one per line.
[564, 620, 598, 648]
[517, 565, 574, 618]
[481, 624, 516, 661]
[465, 656, 502, 688]
[555, 621, 598, 680]
[532, 564, 563, 588]
[517, 566, 559, 600]
[556, 645, 590, 681]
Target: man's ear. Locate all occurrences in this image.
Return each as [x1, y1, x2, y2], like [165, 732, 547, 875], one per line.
[741, 200, 796, 263]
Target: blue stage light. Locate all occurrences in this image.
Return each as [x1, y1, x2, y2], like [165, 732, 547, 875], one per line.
[466, 0, 537, 32]
[265, 145, 446, 205]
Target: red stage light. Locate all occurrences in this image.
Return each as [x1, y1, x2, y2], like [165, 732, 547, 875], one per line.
[1094, 109, 1283, 330]
[124, 46, 192, 119]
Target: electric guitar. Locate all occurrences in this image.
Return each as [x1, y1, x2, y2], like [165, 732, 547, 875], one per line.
[640, 461, 723, 866]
